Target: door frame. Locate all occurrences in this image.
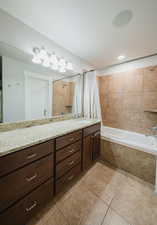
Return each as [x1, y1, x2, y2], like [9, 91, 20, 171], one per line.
[24, 71, 53, 120]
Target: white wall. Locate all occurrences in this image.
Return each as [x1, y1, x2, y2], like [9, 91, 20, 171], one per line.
[2, 56, 53, 123]
[0, 9, 91, 73]
[98, 55, 157, 76]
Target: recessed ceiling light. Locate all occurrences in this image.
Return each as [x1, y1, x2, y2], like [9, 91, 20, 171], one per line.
[118, 55, 126, 60]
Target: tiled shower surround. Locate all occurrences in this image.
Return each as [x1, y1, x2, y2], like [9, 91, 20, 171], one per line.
[98, 65, 157, 184]
[98, 65, 157, 134]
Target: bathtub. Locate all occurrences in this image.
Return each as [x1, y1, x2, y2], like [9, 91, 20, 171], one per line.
[101, 126, 157, 193]
[101, 126, 157, 156]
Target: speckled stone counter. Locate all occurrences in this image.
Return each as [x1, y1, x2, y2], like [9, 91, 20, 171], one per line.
[0, 118, 100, 157]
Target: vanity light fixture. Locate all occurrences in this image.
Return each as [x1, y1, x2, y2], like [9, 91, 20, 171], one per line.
[32, 47, 74, 73]
[118, 55, 126, 60]
[32, 47, 42, 64]
[66, 62, 73, 71]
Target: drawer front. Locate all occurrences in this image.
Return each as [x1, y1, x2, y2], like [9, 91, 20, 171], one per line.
[56, 164, 81, 194]
[0, 155, 53, 212]
[56, 151, 81, 178]
[0, 140, 54, 177]
[56, 130, 82, 150]
[56, 141, 81, 163]
[0, 179, 53, 225]
[83, 123, 101, 137]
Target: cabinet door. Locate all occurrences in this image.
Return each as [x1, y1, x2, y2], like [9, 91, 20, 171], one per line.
[92, 131, 101, 160]
[83, 135, 93, 170]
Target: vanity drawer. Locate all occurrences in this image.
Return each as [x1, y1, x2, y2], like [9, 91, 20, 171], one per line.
[83, 123, 101, 137]
[56, 130, 82, 150]
[0, 179, 53, 225]
[0, 140, 54, 177]
[56, 163, 81, 194]
[0, 155, 53, 212]
[56, 141, 82, 163]
[56, 151, 81, 178]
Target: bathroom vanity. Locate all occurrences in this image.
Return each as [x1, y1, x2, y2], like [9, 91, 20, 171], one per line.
[0, 119, 100, 225]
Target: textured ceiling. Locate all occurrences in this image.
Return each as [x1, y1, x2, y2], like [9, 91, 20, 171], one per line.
[0, 0, 157, 69]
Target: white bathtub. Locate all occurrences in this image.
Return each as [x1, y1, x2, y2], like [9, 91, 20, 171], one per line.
[101, 126, 157, 157]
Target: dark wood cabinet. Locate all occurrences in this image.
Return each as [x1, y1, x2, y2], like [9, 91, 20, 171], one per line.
[56, 163, 81, 194]
[0, 155, 53, 212]
[92, 131, 101, 160]
[83, 123, 101, 170]
[0, 122, 100, 225]
[56, 130, 82, 150]
[55, 130, 82, 194]
[56, 151, 81, 179]
[0, 140, 54, 177]
[56, 140, 81, 163]
[0, 180, 53, 225]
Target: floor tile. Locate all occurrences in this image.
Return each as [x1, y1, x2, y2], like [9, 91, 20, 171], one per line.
[27, 217, 43, 225]
[27, 162, 157, 225]
[81, 162, 127, 205]
[56, 184, 108, 225]
[45, 206, 69, 225]
[102, 208, 131, 225]
[110, 175, 157, 225]
[36, 202, 57, 222]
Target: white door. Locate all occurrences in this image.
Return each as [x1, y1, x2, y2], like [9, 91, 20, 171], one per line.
[26, 75, 51, 120]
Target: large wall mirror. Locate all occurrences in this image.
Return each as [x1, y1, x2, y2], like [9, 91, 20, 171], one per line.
[53, 75, 83, 116]
[0, 42, 83, 123]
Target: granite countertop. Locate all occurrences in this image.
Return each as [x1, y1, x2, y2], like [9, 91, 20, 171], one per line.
[0, 118, 100, 157]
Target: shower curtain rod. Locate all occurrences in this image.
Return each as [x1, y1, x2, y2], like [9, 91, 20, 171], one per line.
[53, 69, 95, 82]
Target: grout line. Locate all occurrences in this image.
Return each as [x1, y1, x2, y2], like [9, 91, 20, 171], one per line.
[100, 201, 111, 225]
[55, 203, 71, 225]
[109, 206, 132, 225]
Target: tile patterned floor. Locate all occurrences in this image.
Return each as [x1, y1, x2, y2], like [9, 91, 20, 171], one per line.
[28, 162, 157, 225]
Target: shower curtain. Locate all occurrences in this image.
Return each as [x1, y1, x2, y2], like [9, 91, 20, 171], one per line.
[83, 71, 101, 120]
[72, 76, 83, 116]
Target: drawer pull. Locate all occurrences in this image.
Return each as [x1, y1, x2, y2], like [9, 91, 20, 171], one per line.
[69, 160, 74, 165]
[69, 149, 75, 153]
[26, 153, 37, 160]
[69, 138, 74, 141]
[26, 201, 37, 212]
[68, 175, 74, 181]
[26, 173, 37, 182]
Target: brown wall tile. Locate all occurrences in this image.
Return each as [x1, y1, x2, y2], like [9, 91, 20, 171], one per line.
[144, 66, 157, 92]
[99, 65, 157, 134]
[143, 91, 157, 110]
[123, 69, 143, 93]
[123, 93, 143, 112]
[108, 93, 124, 111]
[108, 73, 125, 93]
[101, 139, 156, 184]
